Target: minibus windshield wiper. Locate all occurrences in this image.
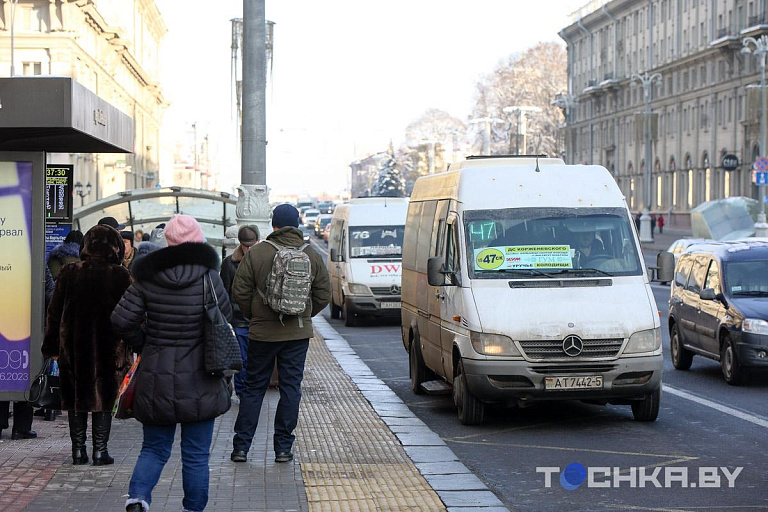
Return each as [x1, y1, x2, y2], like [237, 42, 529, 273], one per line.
[485, 268, 554, 278]
[554, 268, 614, 277]
[732, 290, 768, 297]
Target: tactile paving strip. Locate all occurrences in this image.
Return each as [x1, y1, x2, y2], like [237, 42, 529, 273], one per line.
[297, 336, 446, 511]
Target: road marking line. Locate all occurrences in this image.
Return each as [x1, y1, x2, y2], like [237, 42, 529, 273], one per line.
[663, 384, 768, 429]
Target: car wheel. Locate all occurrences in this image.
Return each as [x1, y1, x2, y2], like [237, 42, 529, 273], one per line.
[453, 360, 484, 425]
[343, 299, 357, 327]
[631, 386, 660, 422]
[409, 337, 431, 394]
[330, 300, 341, 320]
[721, 335, 747, 386]
[670, 324, 693, 370]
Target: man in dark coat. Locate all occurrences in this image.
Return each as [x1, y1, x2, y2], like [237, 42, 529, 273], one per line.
[43, 224, 132, 465]
[219, 225, 260, 397]
[230, 204, 330, 464]
[111, 214, 232, 512]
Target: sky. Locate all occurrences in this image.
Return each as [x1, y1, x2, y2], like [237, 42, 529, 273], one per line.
[155, 0, 588, 199]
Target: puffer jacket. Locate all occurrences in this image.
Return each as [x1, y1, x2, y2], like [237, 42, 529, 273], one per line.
[110, 242, 232, 425]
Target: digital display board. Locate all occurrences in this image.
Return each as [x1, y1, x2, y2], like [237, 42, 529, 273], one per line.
[45, 164, 73, 222]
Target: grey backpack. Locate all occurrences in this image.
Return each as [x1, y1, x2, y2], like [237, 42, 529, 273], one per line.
[258, 240, 313, 327]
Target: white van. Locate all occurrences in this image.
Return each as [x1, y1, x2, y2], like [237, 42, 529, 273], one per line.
[328, 197, 409, 326]
[401, 156, 663, 425]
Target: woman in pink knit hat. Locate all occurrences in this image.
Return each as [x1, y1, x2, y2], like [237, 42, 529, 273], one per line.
[112, 214, 232, 512]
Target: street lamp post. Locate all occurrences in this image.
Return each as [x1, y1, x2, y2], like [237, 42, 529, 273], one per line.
[631, 72, 662, 243]
[502, 106, 542, 155]
[742, 35, 768, 237]
[469, 117, 504, 155]
[551, 93, 578, 163]
[74, 181, 92, 206]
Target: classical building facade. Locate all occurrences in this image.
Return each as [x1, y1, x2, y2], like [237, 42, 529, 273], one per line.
[560, 0, 766, 218]
[0, 0, 166, 204]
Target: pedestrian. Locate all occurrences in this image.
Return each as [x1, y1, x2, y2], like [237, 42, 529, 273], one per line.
[98, 215, 126, 231]
[42, 224, 133, 465]
[658, 214, 665, 234]
[0, 401, 35, 439]
[111, 214, 233, 512]
[147, 223, 167, 248]
[230, 204, 330, 464]
[219, 225, 260, 399]
[651, 213, 657, 236]
[135, 229, 144, 243]
[47, 229, 83, 279]
[121, 230, 136, 268]
[634, 212, 641, 231]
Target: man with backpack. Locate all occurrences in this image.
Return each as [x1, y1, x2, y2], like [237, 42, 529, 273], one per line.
[230, 204, 330, 464]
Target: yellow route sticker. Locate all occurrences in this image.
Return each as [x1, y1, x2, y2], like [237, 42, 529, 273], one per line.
[475, 248, 505, 270]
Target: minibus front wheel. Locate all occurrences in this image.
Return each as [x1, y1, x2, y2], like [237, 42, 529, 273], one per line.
[453, 361, 485, 425]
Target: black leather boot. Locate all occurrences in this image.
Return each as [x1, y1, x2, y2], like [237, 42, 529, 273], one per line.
[68, 411, 89, 465]
[91, 411, 114, 466]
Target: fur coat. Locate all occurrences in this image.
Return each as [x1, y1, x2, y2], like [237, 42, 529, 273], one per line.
[42, 225, 132, 412]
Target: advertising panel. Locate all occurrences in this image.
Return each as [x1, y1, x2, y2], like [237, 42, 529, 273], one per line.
[0, 161, 33, 392]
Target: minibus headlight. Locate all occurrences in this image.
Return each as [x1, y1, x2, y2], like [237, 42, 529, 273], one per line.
[742, 318, 768, 335]
[470, 332, 521, 356]
[624, 328, 662, 354]
[346, 283, 372, 296]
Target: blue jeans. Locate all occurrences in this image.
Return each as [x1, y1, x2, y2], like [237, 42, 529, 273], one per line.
[128, 419, 215, 512]
[233, 326, 250, 396]
[232, 338, 309, 454]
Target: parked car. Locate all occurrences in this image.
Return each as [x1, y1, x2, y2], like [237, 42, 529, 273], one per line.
[314, 214, 333, 237]
[662, 240, 768, 385]
[303, 208, 320, 228]
[667, 238, 712, 263]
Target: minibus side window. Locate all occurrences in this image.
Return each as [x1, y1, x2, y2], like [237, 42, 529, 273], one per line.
[416, 201, 437, 273]
[674, 256, 693, 288]
[704, 260, 721, 293]
[403, 202, 422, 270]
[686, 256, 708, 294]
[444, 222, 460, 285]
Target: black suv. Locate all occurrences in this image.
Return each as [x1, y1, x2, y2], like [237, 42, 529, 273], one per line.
[667, 241, 768, 384]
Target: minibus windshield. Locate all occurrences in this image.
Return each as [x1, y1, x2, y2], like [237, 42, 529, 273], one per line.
[463, 208, 642, 279]
[349, 225, 404, 258]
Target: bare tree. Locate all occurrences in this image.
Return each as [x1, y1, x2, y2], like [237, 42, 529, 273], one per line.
[469, 42, 567, 157]
[405, 108, 466, 147]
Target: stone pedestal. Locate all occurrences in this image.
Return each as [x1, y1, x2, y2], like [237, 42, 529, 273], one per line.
[236, 184, 271, 238]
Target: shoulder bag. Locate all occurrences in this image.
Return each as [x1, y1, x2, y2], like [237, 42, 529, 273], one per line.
[27, 358, 61, 410]
[203, 271, 243, 377]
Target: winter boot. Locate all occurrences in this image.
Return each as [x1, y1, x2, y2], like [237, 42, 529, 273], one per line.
[68, 411, 89, 465]
[91, 411, 114, 466]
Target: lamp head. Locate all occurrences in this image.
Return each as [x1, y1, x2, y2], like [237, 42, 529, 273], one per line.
[74, 181, 82, 194]
[741, 45, 753, 55]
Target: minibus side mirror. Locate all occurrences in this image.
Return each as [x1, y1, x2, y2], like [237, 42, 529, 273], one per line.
[330, 248, 339, 262]
[700, 288, 716, 300]
[427, 257, 447, 286]
[655, 251, 675, 283]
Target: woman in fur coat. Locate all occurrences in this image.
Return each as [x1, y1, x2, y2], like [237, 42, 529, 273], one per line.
[42, 224, 132, 466]
[47, 229, 83, 279]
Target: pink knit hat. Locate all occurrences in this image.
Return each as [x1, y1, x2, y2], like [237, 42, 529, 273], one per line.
[164, 214, 205, 246]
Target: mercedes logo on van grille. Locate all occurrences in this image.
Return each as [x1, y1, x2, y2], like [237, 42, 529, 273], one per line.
[390, 285, 401, 295]
[562, 335, 584, 357]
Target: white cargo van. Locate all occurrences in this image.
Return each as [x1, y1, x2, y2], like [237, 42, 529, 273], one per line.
[401, 156, 663, 425]
[328, 197, 408, 326]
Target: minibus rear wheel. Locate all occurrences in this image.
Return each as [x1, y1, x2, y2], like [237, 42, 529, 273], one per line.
[453, 361, 485, 425]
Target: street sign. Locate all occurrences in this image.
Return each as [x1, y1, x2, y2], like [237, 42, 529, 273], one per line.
[755, 156, 768, 172]
[722, 154, 739, 171]
[755, 171, 768, 186]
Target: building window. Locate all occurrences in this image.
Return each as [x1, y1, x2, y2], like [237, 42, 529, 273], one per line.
[20, 5, 45, 32]
[22, 62, 41, 76]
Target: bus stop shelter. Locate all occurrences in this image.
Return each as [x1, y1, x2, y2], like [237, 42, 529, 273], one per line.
[0, 76, 133, 401]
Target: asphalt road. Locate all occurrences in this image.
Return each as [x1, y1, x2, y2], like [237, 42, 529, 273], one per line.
[310, 236, 768, 511]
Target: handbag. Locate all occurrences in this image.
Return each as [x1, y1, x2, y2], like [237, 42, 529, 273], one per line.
[114, 355, 140, 419]
[27, 358, 61, 409]
[203, 271, 243, 377]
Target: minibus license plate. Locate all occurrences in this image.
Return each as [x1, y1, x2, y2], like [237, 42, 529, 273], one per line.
[545, 375, 603, 390]
[381, 301, 401, 309]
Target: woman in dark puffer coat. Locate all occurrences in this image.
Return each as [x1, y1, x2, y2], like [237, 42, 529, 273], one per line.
[111, 214, 232, 512]
[42, 225, 132, 465]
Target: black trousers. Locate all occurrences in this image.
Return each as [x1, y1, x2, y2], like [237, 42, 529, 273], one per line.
[0, 401, 34, 432]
